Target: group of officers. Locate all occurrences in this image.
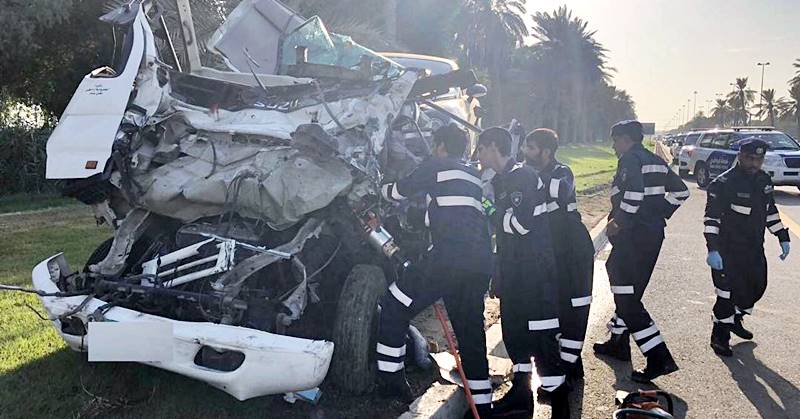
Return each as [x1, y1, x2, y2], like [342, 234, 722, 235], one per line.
[372, 119, 791, 418]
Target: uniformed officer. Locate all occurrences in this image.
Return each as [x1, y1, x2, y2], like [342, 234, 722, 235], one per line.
[477, 127, 570, 418]
[703, 138, 791, 357]
[522, 129, 595, 383]
[376, 124, 494, 418]
[592, 120, 689, 383]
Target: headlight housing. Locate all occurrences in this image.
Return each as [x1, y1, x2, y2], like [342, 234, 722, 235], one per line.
[764, 154, 786, 168]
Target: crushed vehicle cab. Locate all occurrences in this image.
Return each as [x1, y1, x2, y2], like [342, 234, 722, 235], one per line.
[34, 0, 485, 400]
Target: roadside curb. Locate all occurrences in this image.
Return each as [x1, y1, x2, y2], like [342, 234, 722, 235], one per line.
[398, 215, 610, 419]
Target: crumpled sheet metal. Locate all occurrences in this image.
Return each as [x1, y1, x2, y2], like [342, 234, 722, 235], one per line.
[134, 135, 352, 228]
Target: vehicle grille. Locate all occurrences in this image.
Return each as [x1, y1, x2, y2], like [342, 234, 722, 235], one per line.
[785, 158, 800, 169]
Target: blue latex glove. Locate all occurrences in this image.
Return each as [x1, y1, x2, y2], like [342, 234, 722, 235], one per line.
[707, 251, 723, 271]
[780, 242, 791, 260]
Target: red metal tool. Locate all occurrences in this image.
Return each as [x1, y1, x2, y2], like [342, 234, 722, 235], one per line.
[434, 303, 481, 419]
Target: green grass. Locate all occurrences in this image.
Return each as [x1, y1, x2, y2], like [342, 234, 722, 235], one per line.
[557, 144, 617, 193]
[0, 209, 412, 419]
[0, 193, 77, 214]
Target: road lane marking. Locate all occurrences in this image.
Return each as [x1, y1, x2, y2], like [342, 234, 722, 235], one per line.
[779, 209, 800, 238]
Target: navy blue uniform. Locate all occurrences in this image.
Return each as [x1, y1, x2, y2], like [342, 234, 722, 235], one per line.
[703, 165, 790, 328]
[491, 160, 565, 393]
[537, 161, 595, 369]
[606, 143, 689, 358]
[377, 156, 493, 406]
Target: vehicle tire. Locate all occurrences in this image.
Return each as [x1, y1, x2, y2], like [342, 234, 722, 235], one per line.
[330, 264, 387, 395]
[695, 163, 710, 188]
[678, 169, 690, 178]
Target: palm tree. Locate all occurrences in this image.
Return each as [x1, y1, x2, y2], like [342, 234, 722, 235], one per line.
[529, 6, 610, 141]
[455, 0, 528, 123]
[791, 58, 800, 87]
[754, 89, 787, 127]
[726, 77, 755, 125]
[711, 99, 729, 127]
[783, 84, 800, 138]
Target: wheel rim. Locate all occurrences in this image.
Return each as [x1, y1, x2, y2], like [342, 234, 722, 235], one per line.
[697, 167, 707, 184]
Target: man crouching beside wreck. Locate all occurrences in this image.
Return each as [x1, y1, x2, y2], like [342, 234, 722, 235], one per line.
[375, 124, 494, 417]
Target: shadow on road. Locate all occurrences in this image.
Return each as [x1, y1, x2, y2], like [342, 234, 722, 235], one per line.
[722, 341, 800, 417]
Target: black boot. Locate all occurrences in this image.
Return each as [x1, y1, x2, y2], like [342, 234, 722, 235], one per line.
[493, 373, 533, 415]
[710, 323, 733, 357]
[593, 332, 631, 361]
[463, 403, 493, 419]
[376, 370, 414, 403]
[549, 385, 571, 419]
[732, 314, 754, 340]
[631, 345, 679, 383]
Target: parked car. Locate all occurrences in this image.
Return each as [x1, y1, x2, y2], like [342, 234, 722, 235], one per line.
[675, 131, 705, 176]
[683, 127, 800, 187]
[669, 133, 687, 164]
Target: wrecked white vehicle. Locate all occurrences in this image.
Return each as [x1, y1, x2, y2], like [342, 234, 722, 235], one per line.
[33, 0, 485, 401]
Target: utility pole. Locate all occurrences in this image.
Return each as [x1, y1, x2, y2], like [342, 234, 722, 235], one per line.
[757, 62, 770, 109]
[693, 91, 698, 118]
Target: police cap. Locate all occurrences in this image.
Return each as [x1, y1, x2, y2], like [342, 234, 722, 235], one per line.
[610, 120, 644, 142]
[738, 137, 769, 156]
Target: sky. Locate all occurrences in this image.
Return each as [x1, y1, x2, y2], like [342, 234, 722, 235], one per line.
[525, 0, 800, 131]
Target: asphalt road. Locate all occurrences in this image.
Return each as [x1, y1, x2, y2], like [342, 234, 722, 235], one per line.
[573, 180, 800, 419]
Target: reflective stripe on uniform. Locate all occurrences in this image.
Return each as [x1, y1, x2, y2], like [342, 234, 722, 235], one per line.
[561, 352, 579, 363]
[704, 217, 721, 223]
[704, 226, 720, 234]
[540, 375, 566, 391]
[715, 287, 731, 299]
[714, 314, 735, 324]
[388, 282, 413, 307]
[528, 318, 560, 331]
[639, 335, 664, 353]
[611, 285, 634, 295]
[472, 393, 493, 405]
[550, 179, 560, 199]
[632, 324, 659, 340]
[511, 215, 530, 235]
[513, 363, 533, 372]
[376, 343, 406, 357]
[610, 186, 620, 196]
[503, 211, 513, 234]
[624, 191, 644, 201]
[560, 338, 583, 350]
[533, 202, 549, 216]
[547, 201, 560, 212]
[377, 360, 405, 372]
[769, 222, 785, 233]
[644, 186, 666, 195]
[642, 164, 668, 174]
[436, 196, 483, 212]
[567, 202, 578, 212]
[767, 213, 781, 222]
[571, 295, 593, 307]
[436, 170, 482, 188]
[620, 202, 639, 213]
[731, 204, 751, 215]
[665, 194, 683, 206]
[467, 379, 492, 390]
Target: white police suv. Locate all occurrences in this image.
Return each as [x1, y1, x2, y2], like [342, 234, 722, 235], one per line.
[681, 127, 800, 188]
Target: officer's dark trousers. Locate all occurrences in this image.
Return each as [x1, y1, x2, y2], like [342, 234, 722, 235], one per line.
[377, 258, 492, 406]
[500, 257, 566, 392]
[606, 228, 669, 358]
[711, 244, 768, 325]
[556, 242, 594, 367]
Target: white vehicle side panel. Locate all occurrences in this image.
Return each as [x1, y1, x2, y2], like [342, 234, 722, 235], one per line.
[46, 16, 146, 179]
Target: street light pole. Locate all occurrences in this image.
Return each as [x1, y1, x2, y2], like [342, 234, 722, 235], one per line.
[687, 99, 691, 123]
[693, 91, 698, 118]
[757, 62, 770, 109]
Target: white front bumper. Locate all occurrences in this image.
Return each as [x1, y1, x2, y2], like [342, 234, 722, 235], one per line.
[32, 254, 334, 401]
[766, 168, 800, 186]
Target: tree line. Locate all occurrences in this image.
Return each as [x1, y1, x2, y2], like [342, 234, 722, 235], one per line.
[677, 61, 800, 137]
[0, 0, 636, 144]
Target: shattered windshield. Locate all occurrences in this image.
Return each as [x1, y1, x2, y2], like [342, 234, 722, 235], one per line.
[279, 17, 403, 78]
